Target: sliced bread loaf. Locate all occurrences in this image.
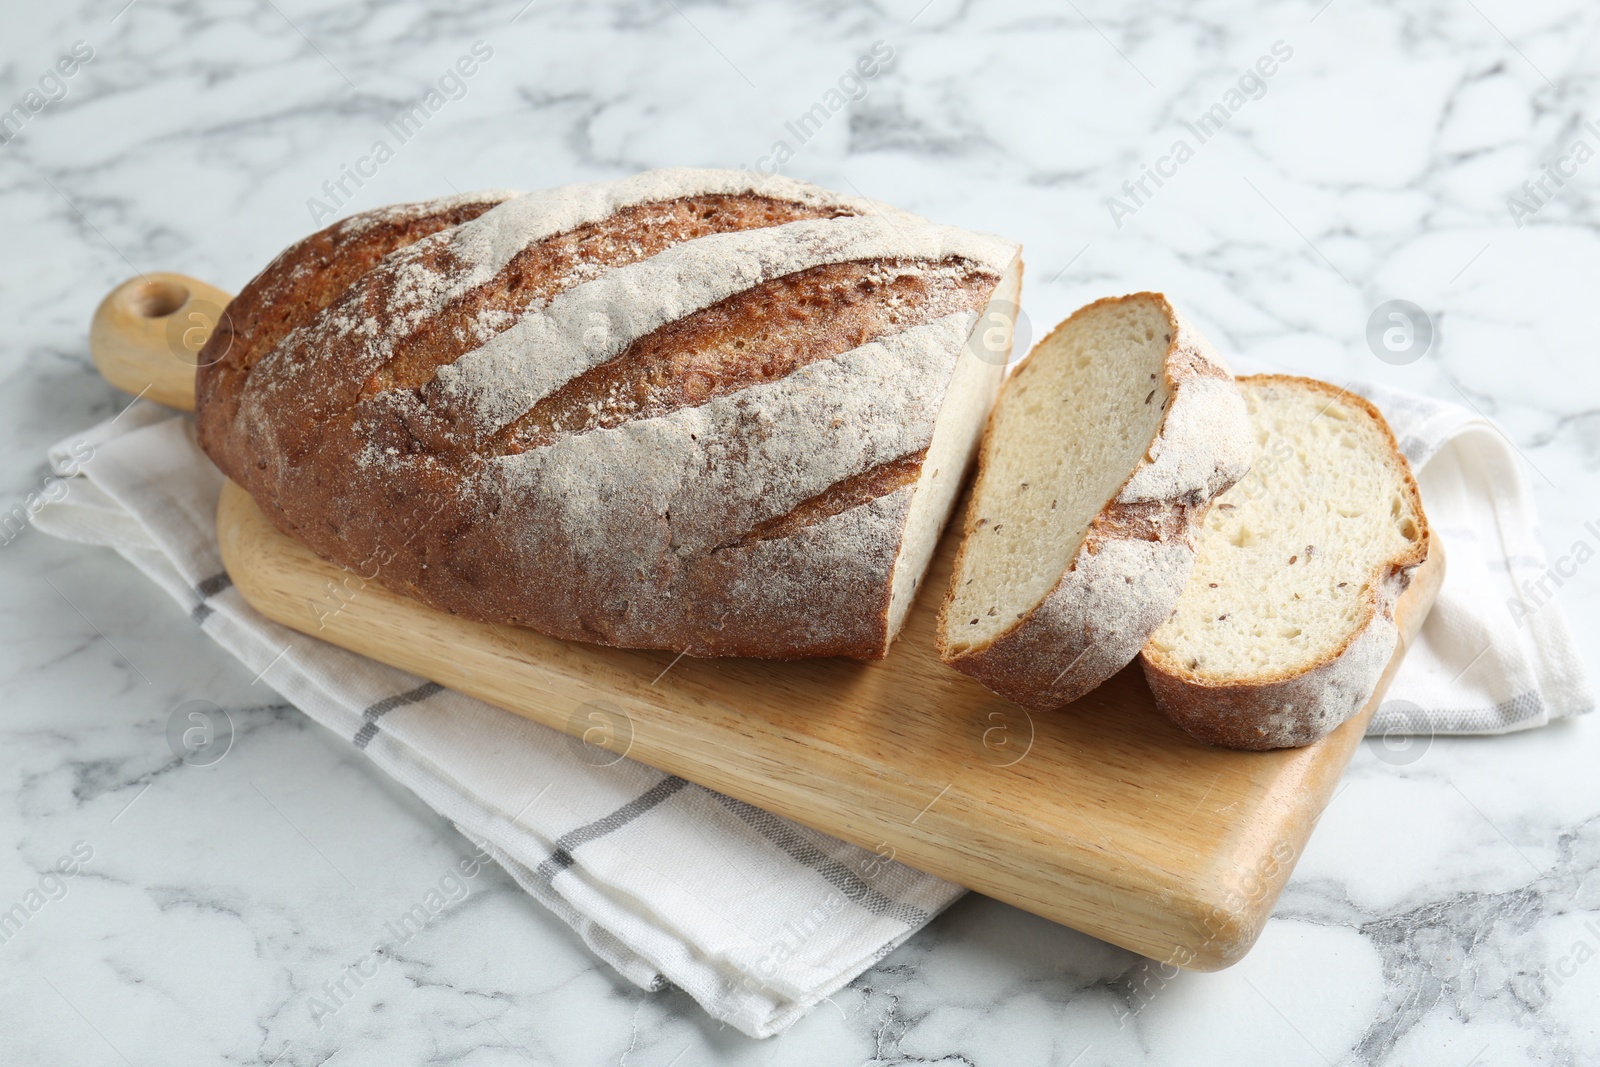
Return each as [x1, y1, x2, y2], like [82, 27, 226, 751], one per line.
[196, 169, 1023, 660]
[1139, 374, 1430, 750]
[935, 293, 1252, 710]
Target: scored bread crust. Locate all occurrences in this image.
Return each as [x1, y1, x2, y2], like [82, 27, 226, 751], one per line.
[195, 168, 1021, 660]
[935, 293, 1252, 710]
[1138, 375, 1432, 750]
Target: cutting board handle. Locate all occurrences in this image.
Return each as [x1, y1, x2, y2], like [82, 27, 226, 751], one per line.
[90, 273, 235, 413]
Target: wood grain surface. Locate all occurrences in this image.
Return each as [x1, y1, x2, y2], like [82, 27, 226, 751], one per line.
[95, 272, 1445, 970]
[216, 484, 1442, 969]
[90, 272, 234, 410]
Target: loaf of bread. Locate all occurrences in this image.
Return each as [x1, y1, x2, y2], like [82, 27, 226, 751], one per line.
[935, 294, 1252, 709]
[195, 169, 1022, 659]
[1140, 375, 1430, 749]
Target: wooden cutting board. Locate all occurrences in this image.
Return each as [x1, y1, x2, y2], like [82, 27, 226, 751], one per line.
[91, 272, 1444, 970]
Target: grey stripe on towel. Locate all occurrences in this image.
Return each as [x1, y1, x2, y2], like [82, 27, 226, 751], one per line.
[189, 572, 233, 624]
[353, 681, 445, 749]
[712, 793, 931, 927]
[534, 775, 690, 884]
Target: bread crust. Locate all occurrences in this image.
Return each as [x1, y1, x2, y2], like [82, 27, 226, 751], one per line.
[1138, 375, 1432, 750]
[196, 169, 1021, 660]
[935, 293, 1252, 710]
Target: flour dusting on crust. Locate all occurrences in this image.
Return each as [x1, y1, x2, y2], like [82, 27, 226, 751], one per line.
[194, 168, 1022, 659]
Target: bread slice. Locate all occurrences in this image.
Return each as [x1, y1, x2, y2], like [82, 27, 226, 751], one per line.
[1139, 375, 1430, 750]
[935, 293, 1252, 710]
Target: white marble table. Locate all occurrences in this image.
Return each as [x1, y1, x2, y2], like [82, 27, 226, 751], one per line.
[2, 0, 1597, 1062]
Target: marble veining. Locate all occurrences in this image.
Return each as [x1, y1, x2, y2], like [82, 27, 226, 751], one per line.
[2, 0, 1597, 1063]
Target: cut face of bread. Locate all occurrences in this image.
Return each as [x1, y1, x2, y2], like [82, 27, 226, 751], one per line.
[1140, 375, 1430, 750]
[936, 293, 1252, 710]
[942, 296, 1173, 650]
[887, 259, 1021, 639]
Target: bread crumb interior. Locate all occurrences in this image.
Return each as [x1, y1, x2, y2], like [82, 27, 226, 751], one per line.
[1144, 379, 1424, 680]
[944, 297, 1173, 650]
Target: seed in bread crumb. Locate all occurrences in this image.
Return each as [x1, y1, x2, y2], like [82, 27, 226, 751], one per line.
[1145, 389, 1155, 404]
[1208, 582, 1218, 588]
[1289, 555, 1297, 564]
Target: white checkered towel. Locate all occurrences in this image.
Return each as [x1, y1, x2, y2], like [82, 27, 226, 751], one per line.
[31, 371, 1591, 1036]
[31, 403, 962, 1039]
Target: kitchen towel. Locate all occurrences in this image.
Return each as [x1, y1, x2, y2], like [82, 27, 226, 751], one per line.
[30, 404, 963, 1039]
[1357, 380, 1595, 736]
[31, 375, 1593, 1037]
